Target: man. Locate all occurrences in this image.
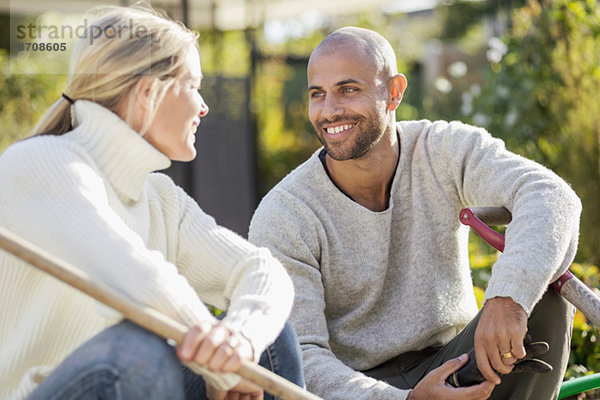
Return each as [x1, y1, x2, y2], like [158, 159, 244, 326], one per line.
[249, 27, 580, 399]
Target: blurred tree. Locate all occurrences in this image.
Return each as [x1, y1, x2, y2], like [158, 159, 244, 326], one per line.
[467, 0, 600, 263]
[0, 50, 68, 152]
[438, 0, 528, 39]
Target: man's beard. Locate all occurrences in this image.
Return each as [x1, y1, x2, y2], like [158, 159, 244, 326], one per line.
[315, 116, 384, 161]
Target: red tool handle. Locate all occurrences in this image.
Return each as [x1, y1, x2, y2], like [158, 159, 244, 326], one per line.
[459, 208, 506, 252]
[459, 207, 600, 327]
[459, 207, 570, 292]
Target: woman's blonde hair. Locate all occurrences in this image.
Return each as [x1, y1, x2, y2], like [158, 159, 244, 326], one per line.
[33, 3, 198, 136]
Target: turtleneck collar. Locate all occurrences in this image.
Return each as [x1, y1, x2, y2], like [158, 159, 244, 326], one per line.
[68, 100, 171, 202]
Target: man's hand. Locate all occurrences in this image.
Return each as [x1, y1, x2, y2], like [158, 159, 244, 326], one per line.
[206, 380, 264, 400]
[446, 336, 552, 388]
[408, 354, 495, 399]
[474, 296, 528, 384]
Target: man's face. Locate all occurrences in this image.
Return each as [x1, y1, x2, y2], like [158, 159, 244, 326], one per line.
[307, 45, 390, 161]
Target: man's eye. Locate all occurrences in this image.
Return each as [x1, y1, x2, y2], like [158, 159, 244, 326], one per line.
[310, 91, 324, 98]
[342, 87, 357, 93]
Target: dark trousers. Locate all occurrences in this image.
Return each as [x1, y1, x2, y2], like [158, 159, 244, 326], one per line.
[363, 289, 574, 399]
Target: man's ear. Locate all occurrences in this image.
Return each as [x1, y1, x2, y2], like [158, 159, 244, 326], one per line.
[387, 74, 407, 112]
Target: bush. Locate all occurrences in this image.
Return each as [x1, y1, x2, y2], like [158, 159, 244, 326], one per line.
[0, 49, 68, 152]
[466, 0, 600, 264]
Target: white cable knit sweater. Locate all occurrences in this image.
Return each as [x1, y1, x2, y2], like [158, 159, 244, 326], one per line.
[0, 100, 294, 400]
[249, 119, 581, 400]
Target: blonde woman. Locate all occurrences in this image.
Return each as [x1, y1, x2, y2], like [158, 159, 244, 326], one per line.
[0, 5, 302, 400]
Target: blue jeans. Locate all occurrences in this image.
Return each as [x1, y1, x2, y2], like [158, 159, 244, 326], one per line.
[28, 320, 304, 400]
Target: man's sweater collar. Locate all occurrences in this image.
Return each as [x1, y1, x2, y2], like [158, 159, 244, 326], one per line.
[69, 100, 171, 201]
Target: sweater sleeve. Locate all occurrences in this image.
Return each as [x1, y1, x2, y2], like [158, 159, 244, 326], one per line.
[249, 191, 411, 400]
[0, 139, 255, 390]
[431, 121, 581, 314]
[0, 139, 215, 325]
[171, 182, 294, 359]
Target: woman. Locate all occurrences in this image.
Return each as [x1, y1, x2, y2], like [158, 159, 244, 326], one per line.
[0, 4, 302, 400]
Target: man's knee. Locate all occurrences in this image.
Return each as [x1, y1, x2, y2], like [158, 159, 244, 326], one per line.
[528, 288, 575, 339]
[527, 289, 574, 378]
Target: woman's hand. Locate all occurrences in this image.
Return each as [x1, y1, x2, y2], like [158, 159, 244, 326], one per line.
[206, 380, 264, 400]
[408, 354, 495, 400]
[177, 320, 254, 373]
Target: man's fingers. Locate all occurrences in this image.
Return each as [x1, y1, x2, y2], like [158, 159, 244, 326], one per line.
[500, 351, 517, 367]
[510, 338, 527, 359]
[491, 346, 514, 375]
[475, 345, 501, 384]
[453, 380, 495, 400]
[433, 353, 469, 379]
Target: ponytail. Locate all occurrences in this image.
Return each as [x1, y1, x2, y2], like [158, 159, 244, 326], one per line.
[30, 4, 197, 137]
[31, 97, 73, 136]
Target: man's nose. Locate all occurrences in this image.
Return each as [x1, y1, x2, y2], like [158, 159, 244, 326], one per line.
[321, 94, 343, 120]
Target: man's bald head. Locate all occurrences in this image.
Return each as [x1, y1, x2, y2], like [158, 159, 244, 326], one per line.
[311, 27, 398, 81]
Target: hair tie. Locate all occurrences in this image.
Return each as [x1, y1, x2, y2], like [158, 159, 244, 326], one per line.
[62, 93, 75, 104]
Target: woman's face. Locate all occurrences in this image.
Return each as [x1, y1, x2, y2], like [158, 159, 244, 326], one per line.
[144, 46, 209, 161]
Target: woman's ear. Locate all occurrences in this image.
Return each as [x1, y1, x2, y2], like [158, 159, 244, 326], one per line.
[132, 76, 155, 112]
[387, 74, 408, 112]
[117, 76, 155, 133]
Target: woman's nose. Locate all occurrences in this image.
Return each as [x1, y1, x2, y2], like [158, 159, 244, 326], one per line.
[198, 95, 209, 117]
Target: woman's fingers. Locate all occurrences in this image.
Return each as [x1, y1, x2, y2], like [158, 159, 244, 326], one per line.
[177, 321, 253, 373]
[194, 322, 232, 367]
[177, 320, 213, 361]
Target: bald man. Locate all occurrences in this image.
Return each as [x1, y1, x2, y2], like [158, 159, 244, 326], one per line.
[249, 27, 580, 399]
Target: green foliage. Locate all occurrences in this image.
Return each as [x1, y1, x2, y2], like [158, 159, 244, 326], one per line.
[467, 0, 600, 263]
[196, 29, 251, 77]
[253, 57, 321, 194]
[438, 0, 529, 40]
[0, 49, 68, 153]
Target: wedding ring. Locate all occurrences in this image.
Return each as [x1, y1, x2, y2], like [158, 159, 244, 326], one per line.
[500, 351, 513, 359]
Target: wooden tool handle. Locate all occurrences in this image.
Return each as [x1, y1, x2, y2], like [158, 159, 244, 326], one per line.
[0, 227, 323, 400]
[560, 276, 600, 328]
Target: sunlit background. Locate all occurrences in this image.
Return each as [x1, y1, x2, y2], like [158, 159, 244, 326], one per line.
[1, 1, 599, 396]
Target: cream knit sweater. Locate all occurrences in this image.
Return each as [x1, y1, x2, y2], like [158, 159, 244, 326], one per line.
[249, 120, 581, 400]
[0, 100, 294, 400]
